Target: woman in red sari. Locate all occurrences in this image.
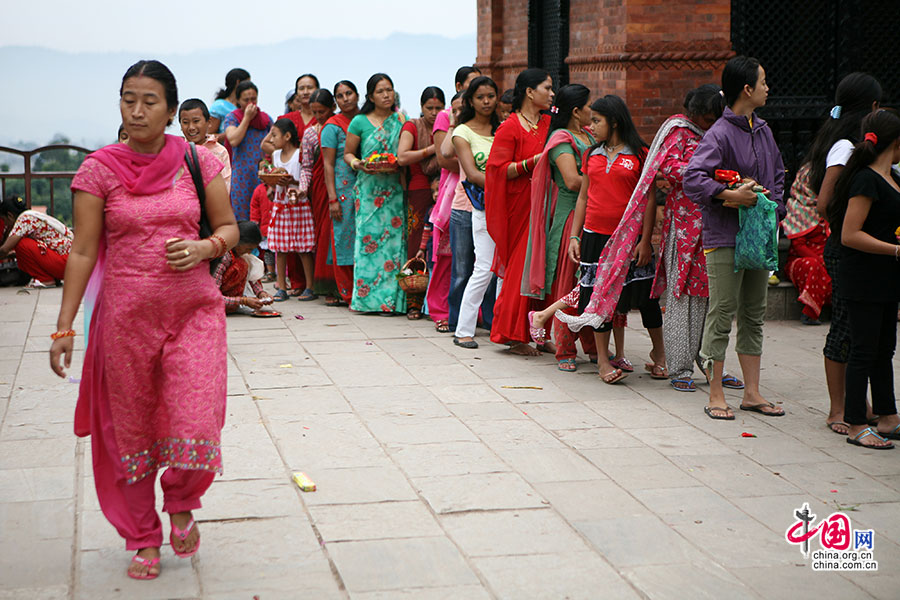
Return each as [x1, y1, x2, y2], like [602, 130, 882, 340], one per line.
[266, 74, 319, 148]
[299, 89, 338, 300]
[321, 80, 361, 305]
[784, 164, 832, 324]
[398, 86, 444, 319]
[485, 68, 554, 355]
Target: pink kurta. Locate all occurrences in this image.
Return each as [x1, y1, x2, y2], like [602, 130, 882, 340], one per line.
[71, 147, 227, 485]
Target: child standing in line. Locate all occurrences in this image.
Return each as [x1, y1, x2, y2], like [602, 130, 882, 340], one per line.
[249, 172, 276, 281]
[267, 118, 316, 302]
[179, 98, 232, 193]
[530, 95, 664, 384]
[827, 110, 900, 449]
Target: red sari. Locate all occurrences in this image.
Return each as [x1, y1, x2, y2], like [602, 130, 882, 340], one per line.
[323, 113, 356, 303]
[279, 111, 313, 138]
[787, 223, 831, 320]
[300, 125, 336, 294]
[485, 114, 551, 344]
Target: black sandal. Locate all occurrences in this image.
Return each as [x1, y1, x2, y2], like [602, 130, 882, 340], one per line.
[704, 405, 735, 420]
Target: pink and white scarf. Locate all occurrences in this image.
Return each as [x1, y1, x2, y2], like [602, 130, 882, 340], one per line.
[557, 116, 701, 331]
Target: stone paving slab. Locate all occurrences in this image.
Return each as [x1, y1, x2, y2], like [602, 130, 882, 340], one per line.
[2, 286, 899, 598]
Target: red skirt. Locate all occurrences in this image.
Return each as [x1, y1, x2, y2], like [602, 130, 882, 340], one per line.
[489, 236, 535, 345]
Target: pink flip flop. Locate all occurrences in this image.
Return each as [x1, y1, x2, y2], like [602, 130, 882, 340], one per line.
[609, 356, 634, 372]
[127, 554, 160, 580]
[170, 518, 200, 558]
[527, 311, 547, 345]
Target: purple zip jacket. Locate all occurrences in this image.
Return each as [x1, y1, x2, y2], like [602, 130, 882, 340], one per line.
[683, 106, 786, 249]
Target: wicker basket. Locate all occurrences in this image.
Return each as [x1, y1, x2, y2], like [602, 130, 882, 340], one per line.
[397, 257, 429, 294]
[365, 161, 399, 174]
[259, 172, 285, 186]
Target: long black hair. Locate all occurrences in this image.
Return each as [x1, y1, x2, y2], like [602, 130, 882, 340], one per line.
[420, 86, 446, 107]
[333, 80, 358, 96]
[234, 80, 258, 105]
[804, 73, 882, 194]
[457, 76, 501, 134]
[827, 110, 900, 229]
[455, 66, 481, 89]
[722, 55, 761, 107]
[683, 84, 725, 120]
[121, 60, 178, 125]
[295, 73, 320, 90]
[512, 68, 551, 111]
[360, 73, 396, 115]
[549, 84, 591, 132]
[588, 95, 647, 155]
[121, 60, 178, 109]
[0, 194, 26, 219]
[310, 89, 335, 109]
[272, 117, 300, 148]
[215, 68, 250, 100]
[237, 220, 262, 246]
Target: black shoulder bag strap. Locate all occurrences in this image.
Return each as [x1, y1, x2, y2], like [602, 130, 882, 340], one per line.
[184, 142, 221, 275]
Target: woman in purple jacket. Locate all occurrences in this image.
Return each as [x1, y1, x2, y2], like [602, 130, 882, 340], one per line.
[684, 56, 786, 421]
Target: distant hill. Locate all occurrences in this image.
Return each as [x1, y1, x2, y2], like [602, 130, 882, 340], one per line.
[0, 33, 476, 151]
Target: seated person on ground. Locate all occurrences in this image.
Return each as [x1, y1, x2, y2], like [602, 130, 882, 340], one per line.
[213, 220, 274, 314]
[0, 194, 73, 285]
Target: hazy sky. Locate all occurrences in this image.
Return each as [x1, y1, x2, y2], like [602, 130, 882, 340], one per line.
[3, 0, 477, 52]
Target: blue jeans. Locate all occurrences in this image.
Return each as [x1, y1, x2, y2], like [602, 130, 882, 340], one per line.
[448, 209, 496, 329]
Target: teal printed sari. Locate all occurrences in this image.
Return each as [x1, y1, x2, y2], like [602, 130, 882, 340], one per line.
[351, 112, 407, 313]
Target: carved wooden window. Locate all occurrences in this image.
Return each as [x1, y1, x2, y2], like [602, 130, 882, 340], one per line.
[528, 0, 569, 87]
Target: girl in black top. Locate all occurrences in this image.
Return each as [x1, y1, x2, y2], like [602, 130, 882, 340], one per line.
[828, 110, 900, 448]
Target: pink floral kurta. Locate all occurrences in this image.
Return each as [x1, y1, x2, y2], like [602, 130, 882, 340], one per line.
[651, 126, 708, 299]
[71, 148, 227, 484]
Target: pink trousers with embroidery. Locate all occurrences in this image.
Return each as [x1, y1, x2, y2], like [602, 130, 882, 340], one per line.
[92, 423, 214, 550]
[88, 377, 214, 551]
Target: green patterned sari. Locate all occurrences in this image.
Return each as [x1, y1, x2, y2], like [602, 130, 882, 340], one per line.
[349, 112, 408, 313]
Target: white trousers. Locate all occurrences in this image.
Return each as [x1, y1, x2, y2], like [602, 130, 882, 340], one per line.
[456, 209, 497, 338]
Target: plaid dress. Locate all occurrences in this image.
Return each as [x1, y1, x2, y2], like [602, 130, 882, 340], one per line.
[268, 148, 315, 253]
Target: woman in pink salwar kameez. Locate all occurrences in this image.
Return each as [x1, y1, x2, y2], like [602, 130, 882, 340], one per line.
[50, 60, 238, 581]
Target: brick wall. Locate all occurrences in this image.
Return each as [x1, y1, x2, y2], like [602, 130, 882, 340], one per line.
[476, 0, 734, 138]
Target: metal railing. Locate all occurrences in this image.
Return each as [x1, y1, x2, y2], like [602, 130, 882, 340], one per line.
[0, 144, 93, 216]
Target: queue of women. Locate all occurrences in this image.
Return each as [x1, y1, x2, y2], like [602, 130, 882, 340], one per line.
[8, 53, 891, 581]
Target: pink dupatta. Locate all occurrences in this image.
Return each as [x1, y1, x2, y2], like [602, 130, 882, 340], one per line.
[522, 129, 577, 298]
[557, 117, 700, 331]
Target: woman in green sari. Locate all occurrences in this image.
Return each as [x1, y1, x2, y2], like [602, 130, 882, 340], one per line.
[343, 73, 407, 314]
[522, 84, 599, 370]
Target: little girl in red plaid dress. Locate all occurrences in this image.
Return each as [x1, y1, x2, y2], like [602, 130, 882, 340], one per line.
[268, 118, 316, 301]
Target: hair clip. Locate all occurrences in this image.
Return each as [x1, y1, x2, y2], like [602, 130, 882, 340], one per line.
[830, 105, 842, 119]
[719, 90, 725, 97]
[550, 106, 559, 114]
[864, 132, 878, 145]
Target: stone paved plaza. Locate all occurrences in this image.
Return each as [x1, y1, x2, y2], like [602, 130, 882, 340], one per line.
[2, 286, 899, 599]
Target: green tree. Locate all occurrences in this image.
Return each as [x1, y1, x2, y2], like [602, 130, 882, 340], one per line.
[27, 134, 88, 225]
